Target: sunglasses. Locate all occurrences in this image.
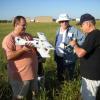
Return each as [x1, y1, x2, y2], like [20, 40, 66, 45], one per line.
[60, 21, 69, 23]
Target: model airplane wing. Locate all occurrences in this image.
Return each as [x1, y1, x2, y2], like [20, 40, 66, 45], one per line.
[37, 32, 47, 41]
[37, 32, 54, 50]
[37, 48, 50, 58]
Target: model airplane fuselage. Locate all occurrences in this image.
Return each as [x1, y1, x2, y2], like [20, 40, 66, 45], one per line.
[15, 32, 54, 58]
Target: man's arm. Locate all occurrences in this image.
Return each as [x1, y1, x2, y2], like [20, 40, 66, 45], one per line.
[7, 46, 31, 60]
[7, 41, 34, 60]
[69, 40, 87, 58]
[73, 44, 87, 58]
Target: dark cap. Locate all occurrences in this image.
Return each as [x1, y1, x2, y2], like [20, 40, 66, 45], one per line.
[79, 13, 95, 25]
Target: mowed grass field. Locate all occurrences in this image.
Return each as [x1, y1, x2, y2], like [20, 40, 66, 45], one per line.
[0, 21, 100, 100]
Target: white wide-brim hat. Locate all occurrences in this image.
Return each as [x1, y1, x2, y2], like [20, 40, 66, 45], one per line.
[56, 13, 71, 23]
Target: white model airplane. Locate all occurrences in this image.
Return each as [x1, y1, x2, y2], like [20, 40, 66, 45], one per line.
[15, 32, 54, 58]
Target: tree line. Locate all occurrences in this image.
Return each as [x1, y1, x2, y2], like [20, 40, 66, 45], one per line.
[0, 20, 12, 23]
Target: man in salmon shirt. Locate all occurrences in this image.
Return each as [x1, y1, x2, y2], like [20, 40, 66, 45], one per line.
[2, 16, 38, 100]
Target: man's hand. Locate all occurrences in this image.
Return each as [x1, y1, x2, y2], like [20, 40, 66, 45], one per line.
[25, 42, 34, 48]
[22, 46, 31, 52]
[69, 40, 77, 47]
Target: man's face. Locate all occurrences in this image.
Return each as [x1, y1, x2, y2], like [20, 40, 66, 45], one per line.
[81, 21, 89, 33]
[15, 18, 26, 35]
[59, 20, 69, 29]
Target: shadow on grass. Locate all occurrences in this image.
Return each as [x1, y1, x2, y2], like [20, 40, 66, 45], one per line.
[0, 75, 12, 100]
[44, 69, 59, 100]
[0, 59, 12, 100]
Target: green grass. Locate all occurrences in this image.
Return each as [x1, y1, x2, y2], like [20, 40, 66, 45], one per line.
[0, 21, 100, 100]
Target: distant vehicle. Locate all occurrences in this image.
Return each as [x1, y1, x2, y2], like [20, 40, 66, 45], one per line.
[15, 32, 54, 58]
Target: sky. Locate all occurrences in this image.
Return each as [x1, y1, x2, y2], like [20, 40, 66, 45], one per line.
[0, 0, 100, 20]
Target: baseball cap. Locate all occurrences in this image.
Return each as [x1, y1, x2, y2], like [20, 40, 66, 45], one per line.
[78, 13, 95, 25]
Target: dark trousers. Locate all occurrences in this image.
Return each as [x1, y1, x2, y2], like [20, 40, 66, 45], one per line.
[38, 62, 44, 76]
[55, 54, 75, 81]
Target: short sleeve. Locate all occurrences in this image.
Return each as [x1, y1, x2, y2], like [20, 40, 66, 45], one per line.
[2, 35, 15, 56]
[75, 30, 85, 46]
[81, 33, 96, 53]
[69, 26, 85, 46]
